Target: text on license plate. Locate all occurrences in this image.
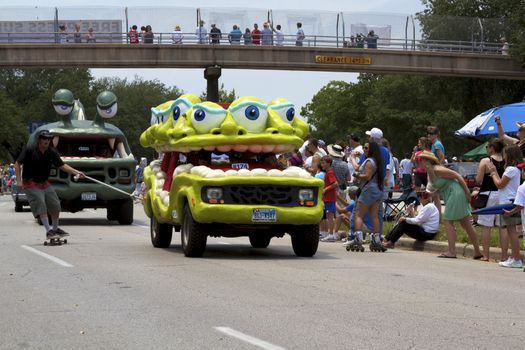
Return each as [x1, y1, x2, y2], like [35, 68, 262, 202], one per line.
[81, 192, 97, 201]
[252, 208, 276, 222]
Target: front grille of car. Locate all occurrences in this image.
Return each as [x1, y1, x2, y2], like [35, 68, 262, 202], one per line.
[202, 185, 318, 207]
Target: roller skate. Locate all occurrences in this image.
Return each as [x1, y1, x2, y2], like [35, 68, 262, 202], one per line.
[344, 231, 365, 252]
[369, 233, 387, 252]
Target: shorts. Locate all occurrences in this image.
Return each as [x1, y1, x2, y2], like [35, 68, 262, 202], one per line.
[414, 172, 428, 188]
[324, 201, 336, 215]
[476, 191, 500, 227]
[358, 185, 383, 206]
[24, 186, 61, 217]
[499, 199, 521, 227]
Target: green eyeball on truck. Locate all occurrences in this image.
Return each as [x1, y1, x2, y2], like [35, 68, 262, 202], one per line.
[22, 89, 136, 224]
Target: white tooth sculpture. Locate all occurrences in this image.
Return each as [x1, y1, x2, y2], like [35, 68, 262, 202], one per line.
[156, 171, 166, 179]
[233, 145, 249, 152]
[157, 179, 165, 188]
[225, 170, 238, 176]
[206, 169, 225, 178]
[248, 145, 263, 153]
[161, 192, 170, 206]
[204, 146, 215, 151]
[237, 169, 251, 176]
[262, 145, 275, 153]
[267, 169, 283, 177]
[250, 168, 268, 176]
[217, 145, 232, 152]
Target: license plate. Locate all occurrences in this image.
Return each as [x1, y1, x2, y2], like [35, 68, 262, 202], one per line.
[252, 208, 276, 222]
[81, 192, 97, 201]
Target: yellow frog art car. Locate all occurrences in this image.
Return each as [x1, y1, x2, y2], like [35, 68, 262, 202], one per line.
[140, 94, 324, 257]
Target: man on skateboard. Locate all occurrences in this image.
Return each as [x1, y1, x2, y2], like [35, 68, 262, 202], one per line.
[14, 130, 85, 240]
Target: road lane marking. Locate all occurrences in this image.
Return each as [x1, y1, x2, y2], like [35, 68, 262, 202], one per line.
[21, 245, 74, 268]
[215, 327, 286, 350]
[0, 202, 7, 207]
[133, 223, 150, 229]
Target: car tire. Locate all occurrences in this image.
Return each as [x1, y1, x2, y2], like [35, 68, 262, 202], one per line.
[290, 225, 319, 257]
[181, 204, 207, 257]
[107, 207, 118, 221]
[150, 216, 173, 248]
[117, 199, 134, 225]
[15, 203, 23, 212]
[249, 234, 271, 248]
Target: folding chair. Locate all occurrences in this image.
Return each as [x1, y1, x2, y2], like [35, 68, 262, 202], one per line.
[383, 190, 419, 221]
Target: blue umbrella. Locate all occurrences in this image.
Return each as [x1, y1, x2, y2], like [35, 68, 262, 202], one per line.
[455, 102, 525, 137]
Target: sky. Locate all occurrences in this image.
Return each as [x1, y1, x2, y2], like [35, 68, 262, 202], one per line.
[7, 0, 425, 109]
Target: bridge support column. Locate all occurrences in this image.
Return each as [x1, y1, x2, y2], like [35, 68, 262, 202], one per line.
[204, 66, 222, 102]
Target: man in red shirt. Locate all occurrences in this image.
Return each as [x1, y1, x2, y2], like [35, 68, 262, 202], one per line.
[251, 23, 261, 45]
[320, 155, 339, 241]
[128, 25, 139, 44]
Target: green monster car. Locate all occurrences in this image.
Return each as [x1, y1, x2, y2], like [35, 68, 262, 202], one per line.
[26, 89, 136, 224]
[140, 94, 324, 257]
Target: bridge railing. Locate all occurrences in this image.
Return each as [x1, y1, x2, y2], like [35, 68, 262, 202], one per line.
[0, 31, 506, 55]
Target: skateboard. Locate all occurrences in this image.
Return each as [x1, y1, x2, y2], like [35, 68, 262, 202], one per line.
[44, 237, 68, 246]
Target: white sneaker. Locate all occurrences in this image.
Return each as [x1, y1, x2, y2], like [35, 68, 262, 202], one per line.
[321, 234, 336, 242]
[319, 231, 328, 238]
[499, 258, 523, 268]
[498, 257, 513, 266]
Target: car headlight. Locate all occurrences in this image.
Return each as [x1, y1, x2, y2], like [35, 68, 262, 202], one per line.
[299, 189, 314, 201]
[206, 188, 223, 200]
[119, 169, 130, 177]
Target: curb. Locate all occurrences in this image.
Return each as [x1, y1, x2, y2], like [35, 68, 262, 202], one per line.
[394, 237, 525, 261]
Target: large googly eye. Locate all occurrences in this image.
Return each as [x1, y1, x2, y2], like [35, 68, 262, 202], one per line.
[97, 103, 118, 119]
[171, 104, 190, 126]
[54, 104, 73, 116]
[271, 105, 296, 124]
[231, 104, 268, 133]
[191, 107, 226, 134]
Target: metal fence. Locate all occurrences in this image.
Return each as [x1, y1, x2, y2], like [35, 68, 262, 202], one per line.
[0, 6, 509, 54]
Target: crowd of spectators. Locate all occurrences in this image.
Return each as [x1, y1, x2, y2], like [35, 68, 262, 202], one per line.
[293, 122, 524, 271]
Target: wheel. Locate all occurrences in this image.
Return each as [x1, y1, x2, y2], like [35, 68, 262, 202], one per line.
[107, 207, 118, 221]
[44, 241, 48, 246]
[346, 245, 351, 252]
[249, 234, 271, 248]
[63, 239, 67, 244]
[290, 225, 319, 257]
[150, 216, 173, 248]
[360, 247, 365, 252]
[181, 204, 207, 257]
[117, 199, 134, 225]
[15, 203, 23, 212]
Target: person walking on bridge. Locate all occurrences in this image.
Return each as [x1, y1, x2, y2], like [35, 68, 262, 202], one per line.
[15, 130, 85, 240]
[296, 22, 305, 46]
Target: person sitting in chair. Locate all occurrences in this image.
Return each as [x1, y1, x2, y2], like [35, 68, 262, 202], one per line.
[382, 191, 439, 248]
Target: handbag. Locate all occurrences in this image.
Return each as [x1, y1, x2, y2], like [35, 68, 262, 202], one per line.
[474, 192, 490, 209]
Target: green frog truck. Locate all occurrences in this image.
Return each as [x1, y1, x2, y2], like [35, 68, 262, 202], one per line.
[140, 94, 324, 257]
[25, 89, 136, 224]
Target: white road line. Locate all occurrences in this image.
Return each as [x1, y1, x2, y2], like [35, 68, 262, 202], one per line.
[21, 245, 74, 268]
[133, 223, 150, 229]
[0, 202, 7, 207]
[215, 327, 286, 350]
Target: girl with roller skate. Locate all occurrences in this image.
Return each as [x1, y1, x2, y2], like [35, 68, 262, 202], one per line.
[347, 141, 384, 252]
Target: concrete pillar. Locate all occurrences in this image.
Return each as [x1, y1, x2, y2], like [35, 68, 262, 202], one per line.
[204, 66, 222, 102]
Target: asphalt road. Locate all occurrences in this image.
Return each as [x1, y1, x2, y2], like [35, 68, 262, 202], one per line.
[1, 195, 524, 350]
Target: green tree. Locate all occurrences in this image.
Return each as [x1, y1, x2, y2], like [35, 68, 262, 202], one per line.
[0, 91, 27, 162]
[199, 83, 237, 103]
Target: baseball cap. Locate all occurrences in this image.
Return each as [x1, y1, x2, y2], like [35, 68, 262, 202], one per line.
[38, 130, 54, 139]
[365, 127, 383, 139]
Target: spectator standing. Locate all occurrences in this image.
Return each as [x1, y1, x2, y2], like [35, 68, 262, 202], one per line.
[366, 30, 378, 49]
[427, 126, 445, 164]
[475, 138, 506, 262]
[399, 153, 413, 191]
[303, 139, 325, 175]
[419, 151, 482, 259]
[500, 37, 509, 55]
[327, 144, 350, 192]
[489, 145, 523, 268]
[271, 24, 284, 46]
[140, 26, 146, 43]
[228, 25, 242, 44]
[243, 28, 252, 45]
[356, 33, 365, 48]
[496, 115, 525, 156]
[412, 137, 431, 190]
[129, 25, 139, 44]
[261, 22, 273, 45]
[296, 22, 305, 46]
[171, 25, 183, 44]
[320, 156, 339, 241]
[86, 27, 96, 43]
[144, 25, 154, 44]
[336, 186, 372, 241]
[346, 133, 363, 181]
[314, 163, 327, 238]
[251, 23, 261, 45]
[210, 24, 222, 44]
[73, 23, 82, 43]
[196, 20, 208, 44]
[7, 163, 15, 178]
[382, 191, 439, 248]
[58, 25, 68, 44]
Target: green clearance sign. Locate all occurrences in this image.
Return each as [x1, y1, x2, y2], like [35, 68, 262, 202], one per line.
[315, 55, 371, 65]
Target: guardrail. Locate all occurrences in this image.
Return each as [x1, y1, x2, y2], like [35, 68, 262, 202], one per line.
[0, 31, 507, 55]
